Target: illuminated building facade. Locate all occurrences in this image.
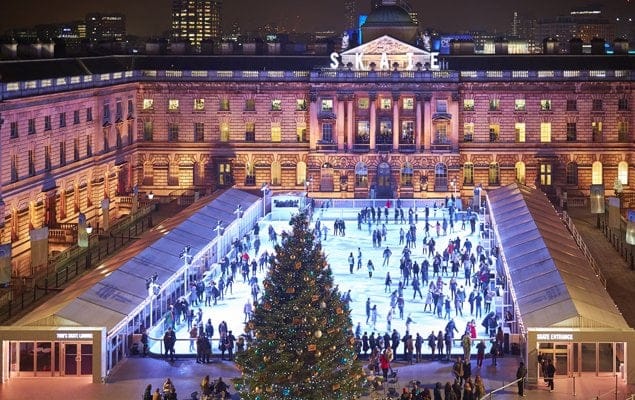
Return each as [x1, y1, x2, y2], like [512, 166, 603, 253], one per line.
[172, 0, 222, 49]
[85, 13, 126, 42]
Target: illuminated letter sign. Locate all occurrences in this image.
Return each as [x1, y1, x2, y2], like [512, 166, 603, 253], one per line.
[329, 52, 339, 69]
[56, 332, 94, 340]
[355, 53, 364, 70]
[536, 333, 574, 341]
[380, 52, 390, 70]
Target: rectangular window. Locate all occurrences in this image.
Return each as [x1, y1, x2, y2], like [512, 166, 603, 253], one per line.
[357, 121, 370, 142]
[566, 123, 577, 141]
[321, 99, 333, 112]
[592, 99, 603, 111]
[463, 163, 474, 185]
[322, 123, 334, 142]
[44, 115, 52, 131]
[28, 150, 35, 176]
[73, 110, 80, 124]
[489, 99, 500, 111]
[401, 121, 414, 143]
[403, 97, 414, 110]
[127, 124, 133, 145]
[86, 136, 92, 157]
[380, 98, 392, 110]
[436, 100, 448, 113]
[143, 121, 153, 141]
[168, 99, 179, 111]
[271, 125, 281, 142]
[515, 122, 525, 143]
[10, 122, 18, 138]
[193, 98, 205, 111]
[489, 124, 500, 142]
[618, 122, 628, 142]
[540, 122, 551, 142]
[142, 99, 154, 110]
[194, 122, 205, 142]
[592, 121, 602, 142]
[271, 99, 282, 111]
[463, 99, 474, 111]
[514, 99, 526, 111]
[296, 99, 307, 111]
[115, 101, 123, 121]
[86, 107, 93, 121]
[103, 104, 110, 123]
[59, 112, 66, 128]
[566, 163, 578, 185]
[28, 118, 36, 135]
[44, 146, 51, 170]
[168, 123, 179, 142]
[540, 163, 552, 186]
[566, 99, 577, 111]
[245, 122, 255, 142]
[220, 123, 230, 142]
[127, 99, 134, 117]
[245, 99, 255, 111]
[540, 99, 552, 111]
[10, 155, 18, 182]
[463, 123, 474, 142]
[297, 124, 307, 142]
[73, 138, 79, 161]
[357, 98, 369, 109]
[59, 142, 66, 166]
[220, 99, 230, 111]
[618, 98, 629, 111]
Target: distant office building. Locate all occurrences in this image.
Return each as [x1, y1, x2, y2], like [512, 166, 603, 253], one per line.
[538, 7, 614, 47]
[344, 0, 358, 30]
[86, 13, 126, 42]
[172, 0, 222, 49]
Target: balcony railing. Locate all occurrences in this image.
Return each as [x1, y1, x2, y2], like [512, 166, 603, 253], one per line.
[351, 144, 370, 153]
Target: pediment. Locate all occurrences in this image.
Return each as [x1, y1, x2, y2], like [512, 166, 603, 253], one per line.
[342, 35, 429, 57]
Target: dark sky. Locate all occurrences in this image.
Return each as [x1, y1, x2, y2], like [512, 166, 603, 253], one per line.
[0, 0, 631, 36]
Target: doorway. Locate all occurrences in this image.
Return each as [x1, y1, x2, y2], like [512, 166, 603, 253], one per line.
[62, 343, 93, 376]
[538, 342, 571, 379]
[376, 162, 392, 198]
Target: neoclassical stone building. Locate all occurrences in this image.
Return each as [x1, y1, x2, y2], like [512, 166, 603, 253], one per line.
[0, 24, 633, 274]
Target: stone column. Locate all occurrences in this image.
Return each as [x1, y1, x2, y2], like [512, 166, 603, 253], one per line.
[336, 93, 346, 151]
[423, 93, 432, 150]
[309, 92, 319, 150]
[415, 93, 423, 151]
[346, 94, 354, 151]
[369, 92, 377, 151]
[451, 92, 460, 152]
[392, 92, 400, 151]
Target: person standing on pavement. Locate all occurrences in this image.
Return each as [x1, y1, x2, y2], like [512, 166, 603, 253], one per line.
[475, 339, 486, 367]
[516, 361, 527, 396]
[163, 327, 176, 361]
[545, 358, 556, 392]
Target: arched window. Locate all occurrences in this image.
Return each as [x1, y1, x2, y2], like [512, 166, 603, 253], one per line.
[592, 161, 603, 185]
[618, 161, 628, 185]
[271, 161, 281, 186]
[515, 161, 525, 184]
[401, 162, 413, 186]
[463, 163, 474, 185]
[296, 162, 307, 186]
[566, 162, 578, 185]
[434, 163, 448, 190]
[488, 162, 500, 185]
[355, 162, 368, 188]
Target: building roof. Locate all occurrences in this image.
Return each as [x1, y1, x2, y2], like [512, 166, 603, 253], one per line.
[488, 183, 629, 330]
[363, 5, 416, 26]
[14, 189, 260, 332]
[439, 54, 634, 71]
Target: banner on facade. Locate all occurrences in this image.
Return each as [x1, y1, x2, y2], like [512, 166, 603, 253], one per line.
[0, 244, 11, 286]
[30, 227, 49, 273]
[78, 212, 88, 248]
[626, 210, 635, 245]
[589, 184, 605, 214]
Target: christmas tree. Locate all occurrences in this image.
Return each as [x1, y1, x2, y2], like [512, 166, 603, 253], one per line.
[234, 212, 364, 399]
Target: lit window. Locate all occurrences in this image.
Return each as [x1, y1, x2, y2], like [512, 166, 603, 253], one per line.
[271, 125, 281, 142]
[489, 99, 500, 111]
[142, 99, 154, 110]
[540, 163, 552, 186]
[463, 123, 474, 142]
[358, 98, 369, 109]
[220, 99, 230, 111]
[245, 99, 255, 111]
[321, 99, 333, 112]
[515, 161, 526, 184]
[403, 97, 414, 110]
[168, 99, 179, 111]
[592, 121, 603, 142]
[540, 122, 551, 142]
[380, 98, 392, 110]
[489, 124, 500, 142]
[488, 163, 500, 185]
[618, 161, 628, 185]
[514, 99, 526, 111]
[194, 98, 205, 111]
[591, 161, 603, 185]
[463, 99, 475, 111]
[296, 99, 307, 111]
[220, 123, 230, 142]
[540, 99, 551, 111]
[271, 99, 282, 111]
[618, 121, 629, 142]
[463, 163, 474, 185]
[515, 122, 525, 142]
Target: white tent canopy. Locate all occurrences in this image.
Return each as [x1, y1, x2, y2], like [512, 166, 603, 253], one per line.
[489, 183, 628, 330]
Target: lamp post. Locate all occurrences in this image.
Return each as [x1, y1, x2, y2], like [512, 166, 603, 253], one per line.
[261, 183, 269, 220]
[590, 184, 605, 229]
[234, 204, 243, 238]
[214, 221, 223, 263]
[147, 191, 154, 201]
[451, 178, 457, 198]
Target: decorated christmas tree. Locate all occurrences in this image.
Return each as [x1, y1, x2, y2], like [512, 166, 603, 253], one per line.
[234, 212, 364, 399]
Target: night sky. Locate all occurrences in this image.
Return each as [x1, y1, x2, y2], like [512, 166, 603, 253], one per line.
[0, 0, 632, 36]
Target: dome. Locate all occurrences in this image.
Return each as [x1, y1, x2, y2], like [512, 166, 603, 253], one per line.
[363, 5, 415, 26]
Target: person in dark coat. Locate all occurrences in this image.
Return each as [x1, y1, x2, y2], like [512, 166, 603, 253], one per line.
[163, 327, 176, 361]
